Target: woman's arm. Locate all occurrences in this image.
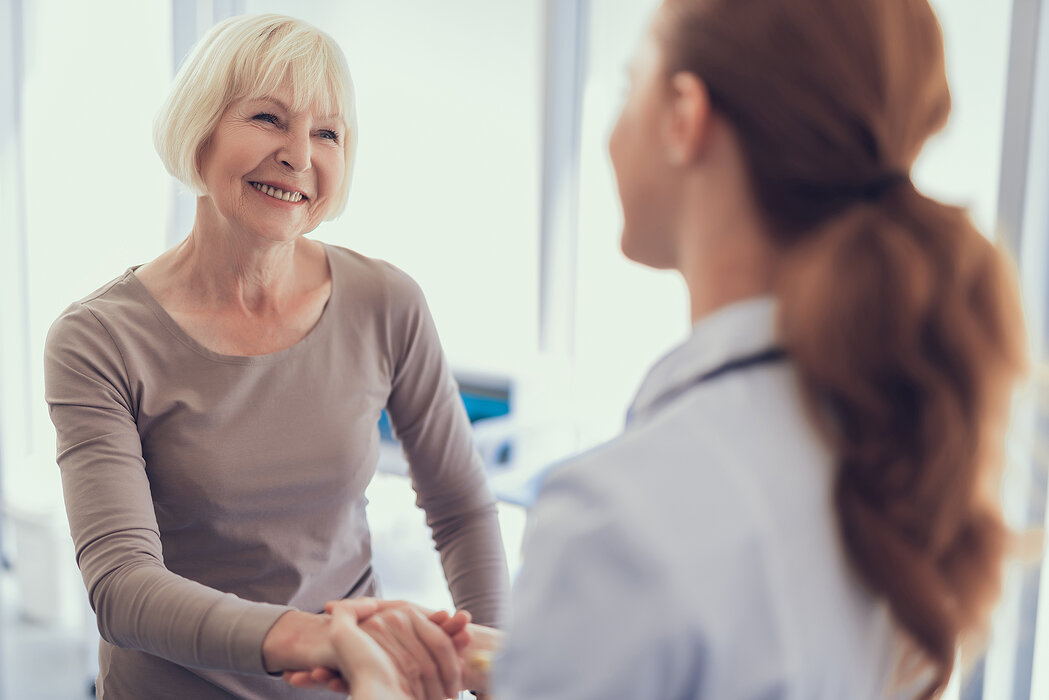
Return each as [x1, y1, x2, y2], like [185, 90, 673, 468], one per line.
[381, 265, 511, 627]
[44, 304, 291, 674]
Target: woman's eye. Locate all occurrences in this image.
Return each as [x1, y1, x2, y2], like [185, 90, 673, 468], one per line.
[319, 130, 340, 142]
[253, 113, 279, 125]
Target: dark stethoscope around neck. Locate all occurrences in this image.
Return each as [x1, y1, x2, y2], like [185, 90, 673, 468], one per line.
[631, 347, 788, 423]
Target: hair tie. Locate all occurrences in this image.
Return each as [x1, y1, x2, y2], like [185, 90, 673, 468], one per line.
[858, 172, 911, 201]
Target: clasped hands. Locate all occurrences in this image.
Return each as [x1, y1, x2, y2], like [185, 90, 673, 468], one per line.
[269, 598, 496, 700]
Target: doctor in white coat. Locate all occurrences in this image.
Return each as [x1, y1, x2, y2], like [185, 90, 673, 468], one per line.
[294, 0, 1028, 698]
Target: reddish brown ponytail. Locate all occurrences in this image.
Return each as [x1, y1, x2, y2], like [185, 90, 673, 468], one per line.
[658, 0, 1028, 695]
[780, 188, 1025, 694]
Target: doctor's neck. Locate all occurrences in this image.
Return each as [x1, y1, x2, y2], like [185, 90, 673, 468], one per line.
[670, 157, 781, 325]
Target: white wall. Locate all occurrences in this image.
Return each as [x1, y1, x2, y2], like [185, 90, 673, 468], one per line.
[10, 0, 171, 509]
[920, 0, 1015, 236]
[243, 0, 544, 373]
[572, 0, 687, 443]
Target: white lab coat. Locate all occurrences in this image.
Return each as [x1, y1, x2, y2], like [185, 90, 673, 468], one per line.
[494, 297, 905, 699]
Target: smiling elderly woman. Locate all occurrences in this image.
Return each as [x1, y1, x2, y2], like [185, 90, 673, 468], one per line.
[43, 14, 508, 700]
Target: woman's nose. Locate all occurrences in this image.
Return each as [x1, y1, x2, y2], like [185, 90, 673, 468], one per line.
[278, 129, 311, 172]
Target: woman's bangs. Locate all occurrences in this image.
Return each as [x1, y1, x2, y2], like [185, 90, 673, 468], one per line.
[232, 33, 348, 122]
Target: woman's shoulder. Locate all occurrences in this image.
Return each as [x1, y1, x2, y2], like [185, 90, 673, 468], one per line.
[323, 243, 427, 307]
[48, 269, 148, 340]
[44, 268, 158, 383]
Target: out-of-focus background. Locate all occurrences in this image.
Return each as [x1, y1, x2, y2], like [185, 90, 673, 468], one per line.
[0, 1, 1047, 698]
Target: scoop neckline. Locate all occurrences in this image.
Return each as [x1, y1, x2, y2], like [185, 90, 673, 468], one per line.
[125, 242, 337, 365]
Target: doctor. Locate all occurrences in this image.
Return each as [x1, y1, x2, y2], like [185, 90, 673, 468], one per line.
[297, 0, 1028, 697]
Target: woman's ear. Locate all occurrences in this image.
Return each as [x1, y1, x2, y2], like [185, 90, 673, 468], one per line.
[664, 72, 713, 165]
[195, 137, 212, 192]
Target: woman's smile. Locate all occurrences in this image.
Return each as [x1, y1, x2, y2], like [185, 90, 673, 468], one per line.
[248, 180, 308, 205]
[247, 179, 308, 209]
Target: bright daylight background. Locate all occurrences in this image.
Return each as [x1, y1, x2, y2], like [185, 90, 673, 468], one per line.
[1, 1, 1047, 699]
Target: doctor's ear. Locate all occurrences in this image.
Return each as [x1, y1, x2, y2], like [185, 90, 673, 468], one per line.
[664, 71, 713, 165]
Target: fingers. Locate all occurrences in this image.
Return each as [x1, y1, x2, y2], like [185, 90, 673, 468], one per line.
[429, 608, 472, 652]
[410, 609, 464, 696]
[310, 667, 338, 684]
[385, 618, 442, 700]
[451, 628, 471, 652]
[360, 606, 463, 700]
[330, 607, 412, 698]
[283, 668, 351, 695]
[282, 670, 319, 688]
[429, 608, 471, 636]
[359, 614, 428, 699]
[327, 599, 470, 699]
[325, 676, 351, 694]
[326, 597, 380, 620]
[448, 611, 473, 650]
[281, 600, 432, 698]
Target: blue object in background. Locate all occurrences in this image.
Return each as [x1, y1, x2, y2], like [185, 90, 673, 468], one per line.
[377, 410, 395, 442]
[461, 392, 513, 423]
[378, 375, 513, 443]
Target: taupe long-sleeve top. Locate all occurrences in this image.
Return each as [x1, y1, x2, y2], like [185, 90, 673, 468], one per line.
[44, 243, 509, 699]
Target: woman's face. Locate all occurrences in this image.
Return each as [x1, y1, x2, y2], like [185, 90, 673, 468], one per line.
[608, 26, 679, 270]
[197, 84, 346, 242]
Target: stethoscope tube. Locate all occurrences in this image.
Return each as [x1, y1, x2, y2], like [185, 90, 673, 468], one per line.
[632, 347, 788, 422]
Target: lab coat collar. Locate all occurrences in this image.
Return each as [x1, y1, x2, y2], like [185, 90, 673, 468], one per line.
[627, 296, 780, 426]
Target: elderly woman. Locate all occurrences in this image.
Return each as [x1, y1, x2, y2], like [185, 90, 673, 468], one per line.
[43, 14, 508, 700]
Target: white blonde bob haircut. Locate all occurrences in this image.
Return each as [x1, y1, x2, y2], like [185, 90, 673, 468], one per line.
[154, 13, 357, 219]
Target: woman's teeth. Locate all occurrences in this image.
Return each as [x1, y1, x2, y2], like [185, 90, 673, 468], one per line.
[251, 182, 303, 202]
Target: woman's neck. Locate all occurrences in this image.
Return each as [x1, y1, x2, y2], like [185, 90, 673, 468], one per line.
[137, 202, 323, 320]
[674, 198, 780, 325]
[179, 200, 311, 314]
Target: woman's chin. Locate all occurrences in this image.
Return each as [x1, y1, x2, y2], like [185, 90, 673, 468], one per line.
[620, 232, 675, 271]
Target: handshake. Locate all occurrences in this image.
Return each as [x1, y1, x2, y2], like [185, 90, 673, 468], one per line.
[267, 598, 502, 700]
